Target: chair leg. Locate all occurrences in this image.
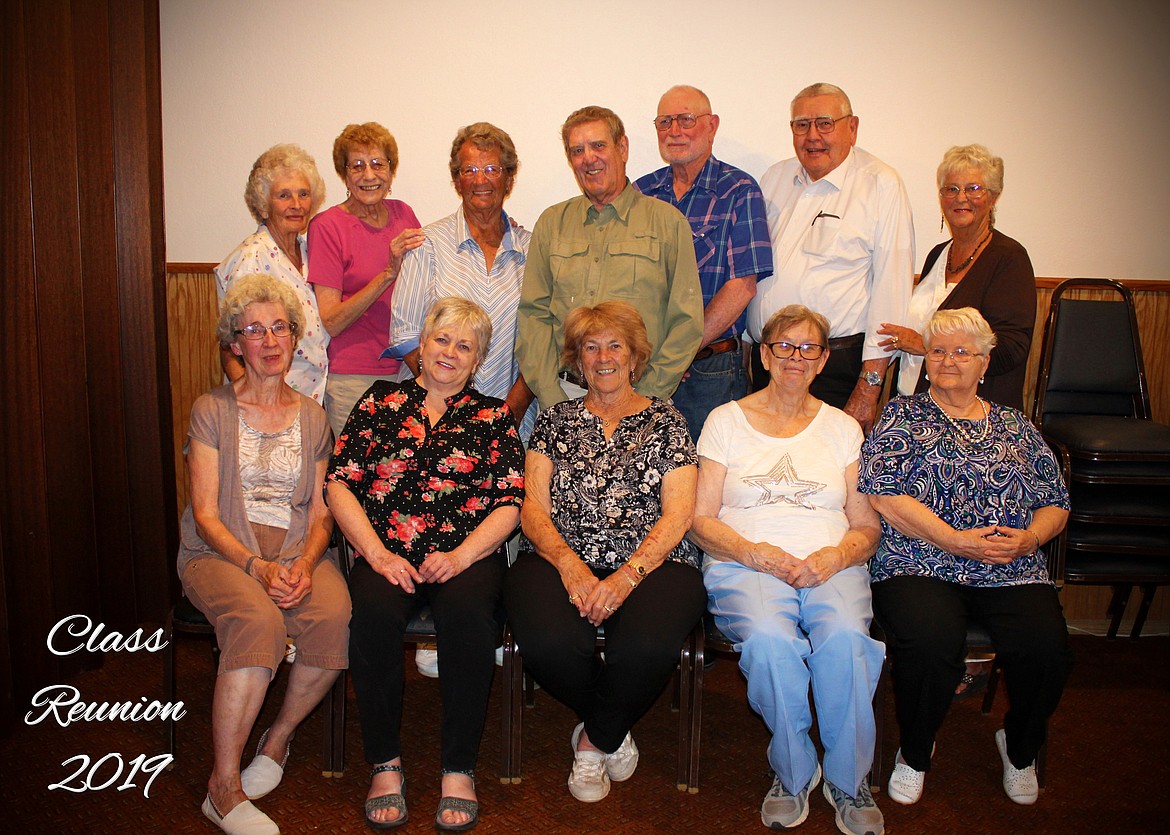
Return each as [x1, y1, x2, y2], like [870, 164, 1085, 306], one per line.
[322, 672, 346, 777]
[1129, 584, 1157, 640]
[981, 658, 1001, 715]
[687, 627, 704, 793]
[675, 631, 692, 792]
[1106, 584, 1133, 639]
[500, 629, 523, 784]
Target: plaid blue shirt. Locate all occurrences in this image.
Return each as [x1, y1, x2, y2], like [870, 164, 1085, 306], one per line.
[635, 155, 773, 339]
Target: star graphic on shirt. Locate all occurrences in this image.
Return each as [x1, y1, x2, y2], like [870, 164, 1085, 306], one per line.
[741, 454, 825, 509]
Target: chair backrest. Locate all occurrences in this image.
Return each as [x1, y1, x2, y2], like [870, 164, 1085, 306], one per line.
[1033, 279, 1151, 426]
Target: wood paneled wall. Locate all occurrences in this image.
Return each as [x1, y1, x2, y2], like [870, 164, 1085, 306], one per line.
[165, 268, 1170, 631]
[0, 0, 171, 733]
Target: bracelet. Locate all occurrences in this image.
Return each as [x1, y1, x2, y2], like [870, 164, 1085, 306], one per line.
[244, 555, 261, 576]
[1026, 529, 1041, 554]
[622, 570, 639, 590]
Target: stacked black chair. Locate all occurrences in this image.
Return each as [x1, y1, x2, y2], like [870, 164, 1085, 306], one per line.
[1032, 278, 1170, 638]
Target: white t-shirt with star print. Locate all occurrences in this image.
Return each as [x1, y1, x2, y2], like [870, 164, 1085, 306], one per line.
[696, 400, 863, 561]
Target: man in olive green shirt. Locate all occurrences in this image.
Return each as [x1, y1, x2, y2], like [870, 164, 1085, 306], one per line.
[517, 105, 703, 410]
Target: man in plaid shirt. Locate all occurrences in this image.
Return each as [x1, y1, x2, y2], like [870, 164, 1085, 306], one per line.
[635, 85, 773, 442]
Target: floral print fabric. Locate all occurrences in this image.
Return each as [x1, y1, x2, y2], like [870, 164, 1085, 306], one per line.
[858, 393, 1069, 587]
[523, 398, 699, 570]
[326, 380, 524, 566]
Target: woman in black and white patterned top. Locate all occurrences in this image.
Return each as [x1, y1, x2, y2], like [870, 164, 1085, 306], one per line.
[504, 301, 706, 804]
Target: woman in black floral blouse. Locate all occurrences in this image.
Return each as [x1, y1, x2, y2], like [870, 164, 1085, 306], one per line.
[326, 297, 524, 831]
[503, 301, 706, 804]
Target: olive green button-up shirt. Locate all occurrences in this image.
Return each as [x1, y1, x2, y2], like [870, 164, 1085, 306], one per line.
[517, 182, 703, 410]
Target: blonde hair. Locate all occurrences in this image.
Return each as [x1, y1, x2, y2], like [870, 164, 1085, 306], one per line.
[923, 307, 997, 354]
[421, 297, 493, 366]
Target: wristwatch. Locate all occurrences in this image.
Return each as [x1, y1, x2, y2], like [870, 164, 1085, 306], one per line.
[624, 562, 648, 586]
[859, 371, 883, 387]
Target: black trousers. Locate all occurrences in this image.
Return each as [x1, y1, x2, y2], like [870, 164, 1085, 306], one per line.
[348, 553, 504, 771]
[750, 339, 863, 409]
[872, 576, 1073, 771]
[503, 552, 706, 753]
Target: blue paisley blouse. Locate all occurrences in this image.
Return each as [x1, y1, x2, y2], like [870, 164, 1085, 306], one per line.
[858, 394, 1069, 587]
[523, 398, 700, 570]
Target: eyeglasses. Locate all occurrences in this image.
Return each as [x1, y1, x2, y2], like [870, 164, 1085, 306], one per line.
[236, 320, 296, 340]
[345, 158, 388, 174]
[458, 164, 506, 180]
[765, 341, 826, 360]
[653, 113, 711, 132]
[939, 184, 991, 201]
[924, 347, 982, 363]
[789, 115, 851, 135]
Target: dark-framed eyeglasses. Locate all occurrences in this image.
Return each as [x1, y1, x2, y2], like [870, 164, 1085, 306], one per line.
[924, 347, 982, 364]
[653, 112, 711, 132]
[939, 184, 991, 201]
[346, 158, 388, 174]
[235, 320, 296, 340]
[458, 164, 506, 180]
[765, 341, 826, 360]
[789, 115, 851, 135]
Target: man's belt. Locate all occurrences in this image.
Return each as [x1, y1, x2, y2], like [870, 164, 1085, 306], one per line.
[827, 333, 865, 351]
[694, 335, 741, 363]
[558, 368, 587, 389]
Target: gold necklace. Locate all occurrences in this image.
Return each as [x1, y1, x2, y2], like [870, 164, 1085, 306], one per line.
[946, 227, 993, 275]
[928, 389, 989, 444]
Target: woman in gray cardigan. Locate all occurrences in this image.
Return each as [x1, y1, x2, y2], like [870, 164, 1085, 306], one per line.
[178, 274, 349, 835]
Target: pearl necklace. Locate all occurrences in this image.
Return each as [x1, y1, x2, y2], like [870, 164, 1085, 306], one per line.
[929, 389, 989, 445]
[946, 227, 993, 275]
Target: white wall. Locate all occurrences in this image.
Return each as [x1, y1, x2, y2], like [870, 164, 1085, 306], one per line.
[161, 0, 1170, 281]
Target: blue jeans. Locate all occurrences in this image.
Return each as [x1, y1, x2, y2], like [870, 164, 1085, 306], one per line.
[673, 349, 746, 443]
[704, 561, 884, 797]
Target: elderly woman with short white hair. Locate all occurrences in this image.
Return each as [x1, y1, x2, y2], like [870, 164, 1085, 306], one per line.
[860, 307, 1072, 808]
[180, 274, 348, 835]
[216, 144, 330, 402]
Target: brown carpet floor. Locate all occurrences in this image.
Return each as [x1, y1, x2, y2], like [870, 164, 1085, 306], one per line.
[2, 633, 1167, 833]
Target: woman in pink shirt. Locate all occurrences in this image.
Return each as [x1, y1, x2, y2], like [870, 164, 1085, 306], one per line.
[309, 122, 424, 435]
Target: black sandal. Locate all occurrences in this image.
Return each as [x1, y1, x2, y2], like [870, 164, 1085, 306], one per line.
[365, 763, 407, 831]
[435, 769, 479, 832]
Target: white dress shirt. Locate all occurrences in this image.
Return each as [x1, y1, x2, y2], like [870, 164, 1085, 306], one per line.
[749, 147, 914, 363]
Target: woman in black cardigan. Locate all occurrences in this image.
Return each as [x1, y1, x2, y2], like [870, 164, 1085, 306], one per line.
[878, 144, 1035, 411]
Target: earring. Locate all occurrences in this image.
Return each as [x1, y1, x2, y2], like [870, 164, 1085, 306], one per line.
[940, 213, 945, 232]
[345, 190, 350, 199]
[924, 372, 929, 381]
[980, 376, 985, 384]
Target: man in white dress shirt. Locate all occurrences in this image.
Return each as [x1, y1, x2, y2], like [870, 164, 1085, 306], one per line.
[748, 83, 914, 433]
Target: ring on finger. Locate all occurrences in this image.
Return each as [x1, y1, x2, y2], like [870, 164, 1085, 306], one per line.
[603, 605, 614, 613]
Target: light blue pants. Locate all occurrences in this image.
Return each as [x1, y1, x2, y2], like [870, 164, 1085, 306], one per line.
[703, 561, 884, 797]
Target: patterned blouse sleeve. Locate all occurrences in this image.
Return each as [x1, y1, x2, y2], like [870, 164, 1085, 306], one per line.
[1010, 411, 1071, 510]
[325, 383, 384, 495]
[480, 401, 526, 510]
[646, 403, 698, 476]
[858, 398, 915, 496]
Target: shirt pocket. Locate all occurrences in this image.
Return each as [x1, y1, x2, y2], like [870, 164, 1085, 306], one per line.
[605, 237, 662, 301]
[549, 239, 590, 317]
[802, 213, 868, 264]
[691, 224, 720, 276]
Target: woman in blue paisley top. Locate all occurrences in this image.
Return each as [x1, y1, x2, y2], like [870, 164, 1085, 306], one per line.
[858, 307, 1072, 808]
[503, 301, 706, 803]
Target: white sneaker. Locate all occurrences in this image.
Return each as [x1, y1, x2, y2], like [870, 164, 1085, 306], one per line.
[415, 648, 439, 678]
[604, 733, 639, 782]
[570, 722, 637, 781]
[995, 729, 1038, 805]
[567, 724, 610, 802]
[887, 749, 925, 805]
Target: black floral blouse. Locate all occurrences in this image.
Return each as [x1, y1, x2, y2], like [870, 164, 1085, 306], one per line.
[523, 398, 699, 570]
[326, 380, 525, 566]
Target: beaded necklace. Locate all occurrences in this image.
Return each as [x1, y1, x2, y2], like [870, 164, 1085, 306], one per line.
[928, 389, 989, 445]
